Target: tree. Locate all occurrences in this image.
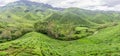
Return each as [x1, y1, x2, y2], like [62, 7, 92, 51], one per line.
[20, 28, 33, 34]
[12, 31, 22, 39]
[34, 21, 49, 34]
[1, 30, 12, 40]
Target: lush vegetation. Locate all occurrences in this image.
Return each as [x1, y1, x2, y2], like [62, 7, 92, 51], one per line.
[34, 20, 95, 40]
[0, 0, 120, 56]
[0, 24, 120, 56]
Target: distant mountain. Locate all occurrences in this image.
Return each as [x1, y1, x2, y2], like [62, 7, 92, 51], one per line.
[0, 0, 59, 24]
[0, 0, 120, 26]
[0, 0, 63, 12]
[63, 8, 120, 24]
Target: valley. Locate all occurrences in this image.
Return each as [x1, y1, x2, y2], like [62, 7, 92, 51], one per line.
[0, 0, 120, 56]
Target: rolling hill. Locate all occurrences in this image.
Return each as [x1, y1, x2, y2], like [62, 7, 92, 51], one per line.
[0, 0, 120, 56]
[0, 24, 120, 56]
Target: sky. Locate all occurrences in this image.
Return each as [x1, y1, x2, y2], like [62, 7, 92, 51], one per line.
[0, 0, 120, 11]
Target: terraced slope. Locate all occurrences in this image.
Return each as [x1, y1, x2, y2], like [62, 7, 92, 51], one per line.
[0, 24, 120, 56]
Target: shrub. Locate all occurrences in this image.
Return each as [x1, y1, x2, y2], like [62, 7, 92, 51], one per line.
[1, 30, 12, 40]
[111, 22, 118, 26]
[34, 21, 94, 40]
[24, 9, 30, 12]
[0, 45, 9, 50]
[12, 31, 22, 39]
[6, 27, 18, 33]
[97, 24, 108, 30]
[21, 28, 33, 34]
[0, 23, 6, 28]
[34, 21, 48, 34]
[7, 15, 11, 18]
[0, 29, 3, 34]
[0, 52, 8, 56]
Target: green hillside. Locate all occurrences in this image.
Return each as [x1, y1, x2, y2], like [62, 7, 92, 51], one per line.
[64, 8, 120, 24]
[0, 24, 120, 56]
[0, 0, 120, 56]
[46, 12, 95, 26]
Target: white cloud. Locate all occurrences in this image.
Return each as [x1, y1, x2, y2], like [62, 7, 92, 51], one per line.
[30, 0, 104, 8]
[84, 4, 120, 11]
[0, 0, 18, 6]
[0, 0, 120, 11]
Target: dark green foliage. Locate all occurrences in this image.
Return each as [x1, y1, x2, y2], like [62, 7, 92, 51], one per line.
[0, 26, 34, 42]
[1, 30, 12, 40]
[34, 21, 49, 34]
[96, 22, 119, 30]
[0, 52, 8, 56]
[7, 15, 11, 18]
[24, 9, 30, 12]
[34, 21, 94, 40]
[0, 23, 7, 28]
[0, 29, 3, 34]
[20, 28, 34, 34]
[12, 31, 22, 39]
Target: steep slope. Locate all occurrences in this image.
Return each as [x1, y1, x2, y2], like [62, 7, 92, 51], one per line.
[46, 12, 95, 27]
[0, 0, 57, 20]
[0, 24, 120, 56]
[0, 0, 56, 28]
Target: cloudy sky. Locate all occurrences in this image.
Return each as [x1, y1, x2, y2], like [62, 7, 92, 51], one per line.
[0, 0, 120, 11]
